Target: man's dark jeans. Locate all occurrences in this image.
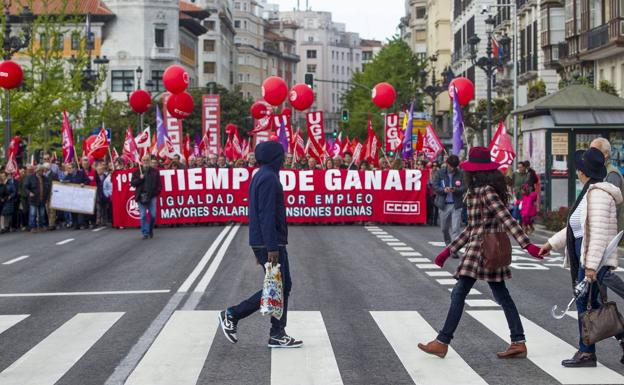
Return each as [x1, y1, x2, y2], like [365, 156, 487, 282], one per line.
[437, 276, 525, 344]
[228, 246, 292, 337]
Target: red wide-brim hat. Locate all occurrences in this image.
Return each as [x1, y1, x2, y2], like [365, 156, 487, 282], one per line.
[460, 146, 500, 172]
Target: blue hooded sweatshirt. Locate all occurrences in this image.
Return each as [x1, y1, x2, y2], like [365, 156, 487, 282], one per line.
[248, 141, 287, 251]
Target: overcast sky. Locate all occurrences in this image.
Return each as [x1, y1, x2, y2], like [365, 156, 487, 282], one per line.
[270, 0, 405, 41]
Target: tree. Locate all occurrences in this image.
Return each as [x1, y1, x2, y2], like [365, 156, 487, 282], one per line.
[528, 79, 546, 102]
[463, 97, 513, 146]
[342, 36, 423, 139]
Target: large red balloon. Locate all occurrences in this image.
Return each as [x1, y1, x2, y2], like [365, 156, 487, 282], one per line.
[163, 65, 189, 94]
[83, 135, 107, 159]
[250, 101, 269, 119]
[448, 77, 475, 106]
[262, 76, 288, 106]
[129, 89, 152, 114]
[166, 92, 194, 119]
[288, 83, 314, 111]
[0, 60, 23, 90]
[372, 82, 396, 109]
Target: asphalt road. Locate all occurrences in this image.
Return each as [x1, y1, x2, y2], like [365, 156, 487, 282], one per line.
[0, 223, 623, 385]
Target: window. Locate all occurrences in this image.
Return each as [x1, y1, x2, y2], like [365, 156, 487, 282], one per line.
[306, 64, 316, 73]
[307, 35, 314, 42]
[306, 49, 317, 58]
[362, 51, 373, 61]
[204, 39, 215, 52]
[234, 20, 241, 28]
[341, 52, 345, 60]
[54, 33, 64, 51]
[416, 7, 426, 18]
[203, 20, 215, 31]
[111, 70, 135, 92]
[71, 32, 80, 50]
[234, 2, 240, 10]
[203, 61, 216, 74]
[151, 70, 164, 92]
[40, 34, 48, 51]
[155, 28, 165, 48]
[243, 20, 247, 30]
[238, 73, 243, 82]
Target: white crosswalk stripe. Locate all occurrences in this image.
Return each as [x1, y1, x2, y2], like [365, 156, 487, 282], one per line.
[468, 310, 624, 384]
[0, 315, 28, 335]
[371, 311, 487, 385]
[0, 312, 123, 385]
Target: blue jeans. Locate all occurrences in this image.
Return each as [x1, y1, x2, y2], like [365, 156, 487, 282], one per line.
[228, 246, 292, 337]
[438, 276, 525, 344]
[138, 197, 157, 236]
[28, 204, 46, 229]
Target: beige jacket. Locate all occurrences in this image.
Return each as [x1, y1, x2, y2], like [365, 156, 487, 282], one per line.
[548, 182, 623, 270]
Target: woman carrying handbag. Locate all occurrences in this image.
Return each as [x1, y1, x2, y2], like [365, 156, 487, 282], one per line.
[418, 147, 542, 359]
[539, 148, 624, 367]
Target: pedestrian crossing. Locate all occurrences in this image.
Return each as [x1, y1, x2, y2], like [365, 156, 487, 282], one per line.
[0, 310, 623, 384]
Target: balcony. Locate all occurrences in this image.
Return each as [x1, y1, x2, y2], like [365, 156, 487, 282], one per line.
[577, 19, 624, 60]
[517, 54, 538, 75]
[150, 46, 177, 61]
[587, 24, 609, 50]
[543, 43, 565, 69]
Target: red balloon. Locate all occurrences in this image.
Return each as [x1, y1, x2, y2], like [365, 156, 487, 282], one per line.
[448, 77, 475, 106]
[288, 83, 314, 111]
[371, 82, 396, 109]
[0, 60, 23, 90]
[250, 101, 269, 119]
[166, 92, 194, 119]
[262, 76, 288, 106]
[281, 107, 292, 116]
[129, 89, 152, 114]
[163, 65, 189, 94]
[84, 136, 107, 159]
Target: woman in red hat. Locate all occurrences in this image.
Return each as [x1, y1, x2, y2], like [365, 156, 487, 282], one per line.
[418, 146, 542, 359]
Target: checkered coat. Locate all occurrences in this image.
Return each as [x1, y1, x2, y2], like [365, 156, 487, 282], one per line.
[449, 185, 531, 282]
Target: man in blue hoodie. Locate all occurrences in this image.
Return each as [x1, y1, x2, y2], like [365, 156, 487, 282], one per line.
[218, 141, 302, 349]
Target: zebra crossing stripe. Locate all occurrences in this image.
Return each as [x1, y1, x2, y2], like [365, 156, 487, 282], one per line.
[0, 315, 28, 335]
[271, 311, 343, 385]
[0, 312, 123, 385]
[125, 311, 219, 385]
[468, 310, 624, 384]
[371, 311, 487, 385]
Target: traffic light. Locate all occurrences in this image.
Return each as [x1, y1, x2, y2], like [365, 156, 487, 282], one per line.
[341, 109, 349, 122]
[304, 73, 314, 88]
[332, 129, 338, 138]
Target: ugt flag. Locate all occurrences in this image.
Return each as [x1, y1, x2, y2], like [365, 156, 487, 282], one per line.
[489, 121, 515, 173]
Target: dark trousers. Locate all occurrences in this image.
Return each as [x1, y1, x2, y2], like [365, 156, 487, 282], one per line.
[228, 246, 292, 337]
[437, 276, 525, 344]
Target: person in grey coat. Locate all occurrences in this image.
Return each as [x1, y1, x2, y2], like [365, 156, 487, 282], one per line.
[432, 155, 466, 258]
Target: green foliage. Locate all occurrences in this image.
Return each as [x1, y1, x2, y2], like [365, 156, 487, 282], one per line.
[542, 207, 569, 232]
[342, 37, 423, 139]
[528, 79, 547, 102]
[462, 97, 513, 146]
[599, 80, 619, 97]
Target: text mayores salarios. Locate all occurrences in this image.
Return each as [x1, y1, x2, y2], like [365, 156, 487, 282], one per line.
[155, 168, 423, 192]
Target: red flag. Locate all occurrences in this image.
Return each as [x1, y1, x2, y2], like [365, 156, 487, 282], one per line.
[363, 116, 380, 166]
[61, 110, 75, 163]
[158, 136, 177, 159]
[306, 124, 325, 163]
[292, 129, 305, 163]
[183, 133, 191, 162]
[135, 127, 150, 156]
[422, 124, 444, 161]
[123, 127, 140, 163]
[111, 147, 119, 163]
[4, 136, 19, 174]
[415, 129, 424, 152]
[489, 121, 516, 173]
[87, 127, 109, 157]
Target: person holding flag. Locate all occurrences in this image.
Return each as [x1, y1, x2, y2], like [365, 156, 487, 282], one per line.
[131, 154, 162, 240]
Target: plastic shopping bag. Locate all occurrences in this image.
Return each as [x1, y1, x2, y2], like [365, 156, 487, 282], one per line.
[260, 262, 284, 320]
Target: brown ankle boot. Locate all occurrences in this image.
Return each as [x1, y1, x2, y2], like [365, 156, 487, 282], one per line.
[418, 340, 448, 358]
[496, 342, 527, 359]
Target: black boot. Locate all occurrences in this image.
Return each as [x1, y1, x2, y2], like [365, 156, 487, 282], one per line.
[561, 351, 597, 367]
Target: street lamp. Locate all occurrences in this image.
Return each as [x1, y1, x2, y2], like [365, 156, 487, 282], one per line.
[468, 14, 511, 144]
[419, 54, 453, 130]
[2, 1, 33, 159]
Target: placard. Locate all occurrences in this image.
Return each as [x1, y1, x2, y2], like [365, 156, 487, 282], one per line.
[551, 133, 568, 155]
[50, 181, 97, 214]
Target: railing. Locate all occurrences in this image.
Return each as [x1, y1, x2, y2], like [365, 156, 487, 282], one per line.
[609, 18, 624, 40]
[587, 24, 609, 50]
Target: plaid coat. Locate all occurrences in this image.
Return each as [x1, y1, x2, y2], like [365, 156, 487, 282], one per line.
[449, 185, 531, 282]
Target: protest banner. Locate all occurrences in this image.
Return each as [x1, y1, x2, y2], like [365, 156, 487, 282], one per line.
[50, 182, 97, 214]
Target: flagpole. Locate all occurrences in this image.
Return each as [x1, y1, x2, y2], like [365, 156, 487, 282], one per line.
[108, 146, 116, 171]
[73, 144, 81, 169]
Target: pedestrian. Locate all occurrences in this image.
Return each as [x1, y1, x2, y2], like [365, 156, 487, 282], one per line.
[511, 161, 530, 221]
[218, 141, 302, 349]
[131, 155, 162, 239]
[95, 162, 111, 226]
[419, 147, 541, 359]
[307, 157, 318, 170]
[539, 148, 624, 367]
[518, 183, 538, 234]
[333, 156, 344, 169]
[591, 137, 624, 231]
[247, 153, 258, 168]
[0, 170, 16, 233]
[43, 162, 59, 230]
[24, 165, 51, 233]
[324, 158, 334, 170]
[359, 160, 370, 171]
[342, 151, 357, 170]
[431, 155, 465, 258]
[62, 162, 90, 229]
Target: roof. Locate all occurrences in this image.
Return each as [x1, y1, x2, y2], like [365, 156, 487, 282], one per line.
[179, 1, 210, 36]
[513, 84, 624, 114]
[180, 1, 211, 19]
[9, 0, 113, 16]
[360, 39, 383, 48]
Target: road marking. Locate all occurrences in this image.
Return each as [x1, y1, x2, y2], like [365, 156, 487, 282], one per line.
[371, 231, 388, 235]
[55, 238, 74, 245]
[408, 258, 430, 263]
[376, 235, 395, 239]
[365, 227, 381, 230]
[428, 241, 447, 247]
[416, 264, 440, 269]
[272, 311, 343, 385]
[465, 300, 499, 307]
[0, 290, 170, 297]
[193, 224, 241, 293]
[2, 255, 29, 265]
[401, 252, 423, 257]
[426, 271, 452, 277]
[0, 315, 28, 335]
[92, 227, 106, 232]
[387, 242, 407, 246]
[0, 312, 123, 385]
[125, 311, 218, 385]
[468, 310, 624, 384]
[177, 225, 232, 293]
[380, 237, 400, 242]
[448, 288, 482, 295]
[545, 264, 562, 267]
[436, 279, 457, 285]
[393, 247, 414, 251]
[565, 311, 578, 320]
[371, 311, 487, 385]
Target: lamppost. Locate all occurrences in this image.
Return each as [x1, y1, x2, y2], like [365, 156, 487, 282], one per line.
[419, 54, 453, 130]
[467, 14, 511, 145]
[2, 1, 33, 159]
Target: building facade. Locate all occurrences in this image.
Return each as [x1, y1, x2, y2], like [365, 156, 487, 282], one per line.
[401, 0, 428, 59]
[360, 39, 383, 71]
[233, 0, 267, 100]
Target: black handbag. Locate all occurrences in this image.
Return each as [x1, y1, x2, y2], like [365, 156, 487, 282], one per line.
[581, 282, 624, 346]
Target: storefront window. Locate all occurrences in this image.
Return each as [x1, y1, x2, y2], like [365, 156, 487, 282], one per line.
[609, 131, 624, 173]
